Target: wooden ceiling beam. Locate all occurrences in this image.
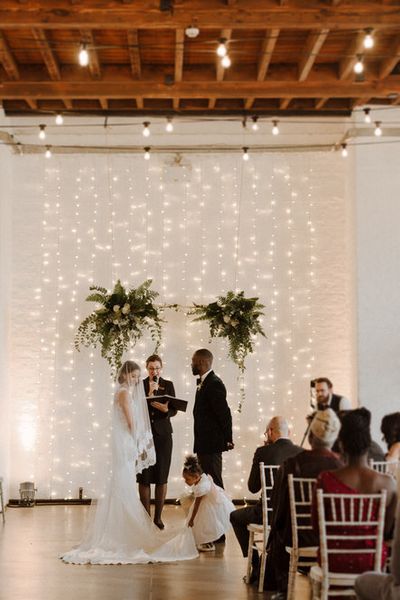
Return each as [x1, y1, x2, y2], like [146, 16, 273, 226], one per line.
[379, 35, 400, 79]
[280, 98, 292, 109]
[4, 79, 400, 99]
[298, 29, 329, 82]
[1, 2, 399, 30]
[63, 99, 73, 109]
[245, 28, 279, 110]
[99, 98, 108, 110]
[127, 29, 141, 79]
[79, 29, 101, 79]
[209, 28, 231, 109]
[315, 98, 328, 109]
[339, 32, 366, 80]
[173, 29, 184, 110]
[25, 98, 38, 109]
[0, 30, 19, 80]
[32, 28, 61, 80]
[136, 97, 143, 109]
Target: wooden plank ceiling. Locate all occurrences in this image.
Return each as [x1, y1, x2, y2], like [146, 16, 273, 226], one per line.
[1, 0, 400, 117]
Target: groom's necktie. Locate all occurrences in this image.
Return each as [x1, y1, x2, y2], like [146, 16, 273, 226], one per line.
[196, 378, 201, 386]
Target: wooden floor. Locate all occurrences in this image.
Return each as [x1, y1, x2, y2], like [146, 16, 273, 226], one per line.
[0, 505, 310, 600]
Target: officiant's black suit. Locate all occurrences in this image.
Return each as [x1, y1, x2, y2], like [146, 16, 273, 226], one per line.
[193, 370, 232, 489]
[136, 377, 177, 485]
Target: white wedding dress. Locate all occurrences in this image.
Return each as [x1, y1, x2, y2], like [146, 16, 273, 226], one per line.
[61, 382, 198, 564]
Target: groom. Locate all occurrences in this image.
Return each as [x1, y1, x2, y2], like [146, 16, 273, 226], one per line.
[191, 348, 234, 489]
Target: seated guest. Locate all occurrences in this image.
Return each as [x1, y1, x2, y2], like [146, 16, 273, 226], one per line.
[264, 409, 343, 597]
[313, 408, 397, 575]
[333, 410, 385, 462]
[381, 412, 400, 462]
[230, 416, 302, 582]
[355, 493, 400, 600]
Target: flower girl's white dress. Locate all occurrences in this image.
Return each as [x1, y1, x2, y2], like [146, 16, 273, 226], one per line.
[61, 383, 198, 564]
[188, 473, 235, 545]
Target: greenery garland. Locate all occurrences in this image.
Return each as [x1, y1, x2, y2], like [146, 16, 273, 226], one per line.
[75, 279, 162, 374]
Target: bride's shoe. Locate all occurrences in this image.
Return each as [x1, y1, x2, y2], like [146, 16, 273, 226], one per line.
[154, 520, 165, 530]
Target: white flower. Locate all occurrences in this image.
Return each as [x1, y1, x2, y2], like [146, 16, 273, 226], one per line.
[223, 315, 231, 324]
[122, 303, 130, 315]
[113, 319, 119, 325]
[96, 307, 107, 314]
[113, 305, 120, 313]
[231, 320, 239, 328]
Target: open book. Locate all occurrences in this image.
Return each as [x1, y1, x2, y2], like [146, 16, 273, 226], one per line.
[146, 395, 188, 413]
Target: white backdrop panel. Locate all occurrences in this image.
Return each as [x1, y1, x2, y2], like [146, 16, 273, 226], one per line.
[9, 151, 355, 499]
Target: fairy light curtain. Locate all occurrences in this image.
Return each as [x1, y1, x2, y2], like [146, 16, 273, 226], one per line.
[8, 151, 354, 499]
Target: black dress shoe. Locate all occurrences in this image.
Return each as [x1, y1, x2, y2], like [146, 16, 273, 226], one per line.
[154, 520, 165, 530]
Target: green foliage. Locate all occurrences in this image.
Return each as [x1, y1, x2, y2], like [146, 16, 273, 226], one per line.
[190, 290, 266, 373]
[75, 279, 163, 375]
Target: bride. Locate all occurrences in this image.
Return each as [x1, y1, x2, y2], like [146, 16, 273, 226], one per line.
[61, 360, 198, 564]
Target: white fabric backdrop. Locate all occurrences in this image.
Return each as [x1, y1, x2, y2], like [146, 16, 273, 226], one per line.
[8, 151, 355, 499]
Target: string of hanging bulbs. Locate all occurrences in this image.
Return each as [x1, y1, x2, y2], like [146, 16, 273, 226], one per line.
[76, 28, 376, 73]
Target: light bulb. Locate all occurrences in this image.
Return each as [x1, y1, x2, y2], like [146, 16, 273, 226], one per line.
[55, 113, 63, 125]
[78, 44, 89, 67]
[363, 108, 371, 123]
[272, 120, 279, 135]
[354, 56, 364, 74]
[142, 122, 150, 137]
[144, 147, 151, 160]
[38, 125, 46, 140]
[166, 118, 173, 132]
[242, 147, 249, 161]
[363, 30, 374, 49]
[221, 54, 231, 68]
[374, 121, 382, 136]
[341, 143, 348, 158]
[45, 146, 52, 159]
[251, 116, 259, 131]
[217, 40, 227, 57]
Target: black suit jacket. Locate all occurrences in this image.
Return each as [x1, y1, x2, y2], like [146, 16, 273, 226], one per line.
[144, 376, 177, 436]
[193, 371, 232, 454]
[248, 438, 303, 494]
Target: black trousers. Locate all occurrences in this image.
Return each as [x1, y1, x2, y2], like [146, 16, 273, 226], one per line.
[197, 453, 223, 489]
[230, 505, 262, 562]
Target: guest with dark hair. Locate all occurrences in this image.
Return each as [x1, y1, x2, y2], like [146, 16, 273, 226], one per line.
[381, 412, 400, 462]
[313, 408, 397, 575]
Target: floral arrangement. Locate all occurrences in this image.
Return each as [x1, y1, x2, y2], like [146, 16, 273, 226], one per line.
[190, 290, 266, 374]
[75, 279, 162, 374]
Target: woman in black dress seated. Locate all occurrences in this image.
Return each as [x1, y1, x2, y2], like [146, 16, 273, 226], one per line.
[137, 354, 177, 529]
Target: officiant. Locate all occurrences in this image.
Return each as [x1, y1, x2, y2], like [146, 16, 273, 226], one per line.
[137, 354, 177, 529]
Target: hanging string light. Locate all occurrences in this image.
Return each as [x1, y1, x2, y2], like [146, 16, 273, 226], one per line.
[363, 29, 374, 49]
[242, 147, 249, 161]
[45, 146, 52, 159]
[272, 120, 280, 135]
[216, 38, 228, 57]
[221, 54, 231, 68]
[251, 116, 259, 131]
[354, 55, 364, 74]
[341, 143, 348, 158]
[38, 124, 46, 140]
[363, 107, 371, 123]
[165, 117, 174, 133]
[144, 146, 151, 160]
[142, 122, 151, 137]
[374, 121, 382, 136]
[55, 113, 64, 126]
[78, 43, 89, 67]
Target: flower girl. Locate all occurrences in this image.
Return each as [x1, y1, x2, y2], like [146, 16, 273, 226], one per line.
[181, 455, 235, 551]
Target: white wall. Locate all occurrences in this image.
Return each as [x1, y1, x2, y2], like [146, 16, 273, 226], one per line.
[5, 148, 356, 499]
[355, 119, 400, 447]
[0, 144, 12, 501]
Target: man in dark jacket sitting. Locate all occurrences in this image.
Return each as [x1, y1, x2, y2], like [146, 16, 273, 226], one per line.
[230, 416, 302, 582]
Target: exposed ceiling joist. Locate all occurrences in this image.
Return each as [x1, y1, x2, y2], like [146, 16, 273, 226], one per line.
[0, 30, 19, 80]
[298, 29, 329, 82]
[127, 29, 141, 79]
[32, 28, 61, 80]
[245, 28, 279, 110]
[1, 2, 399, 30]
[379, 35, 400, 79]
[339, 32, 366, 80]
